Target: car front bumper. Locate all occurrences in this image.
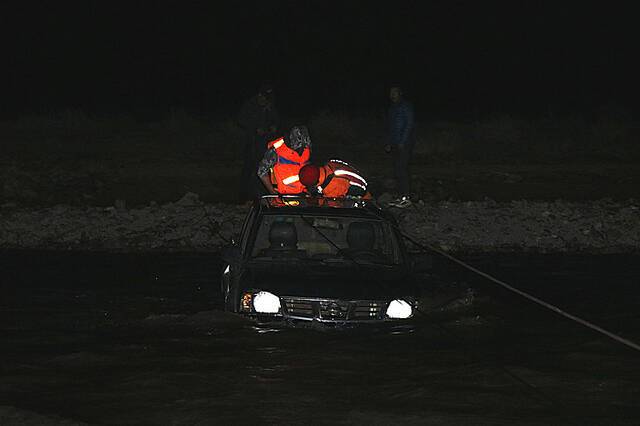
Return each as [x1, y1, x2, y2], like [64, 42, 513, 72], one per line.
[243, 295, 416, 323]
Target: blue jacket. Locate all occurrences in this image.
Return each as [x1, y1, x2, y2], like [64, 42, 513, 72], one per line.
[388, 100, 415, 146]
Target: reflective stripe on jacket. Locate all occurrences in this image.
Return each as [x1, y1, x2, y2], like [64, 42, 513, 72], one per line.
[318, 159, 369, 198]
[267, 137, 311, 194]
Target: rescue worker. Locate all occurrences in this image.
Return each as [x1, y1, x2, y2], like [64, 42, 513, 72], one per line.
[298, 159, 371, 199]
[257, 125, 312, 195]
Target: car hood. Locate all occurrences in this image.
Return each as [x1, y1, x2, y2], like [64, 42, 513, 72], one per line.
[242, 262, 416, 300]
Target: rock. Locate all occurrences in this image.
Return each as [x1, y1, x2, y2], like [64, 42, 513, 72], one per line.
[176, 192, 201, 206]
[1, 199, 639, 254]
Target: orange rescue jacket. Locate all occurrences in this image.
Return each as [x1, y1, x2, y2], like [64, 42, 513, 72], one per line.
[318, 159, 370, 199]
[268, 137, 311, 194]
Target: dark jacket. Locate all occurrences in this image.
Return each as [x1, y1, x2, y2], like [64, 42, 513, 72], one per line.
[388, 99, 415, 146]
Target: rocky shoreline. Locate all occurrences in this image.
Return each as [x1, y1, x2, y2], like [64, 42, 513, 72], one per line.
[1, 193, 638, 254]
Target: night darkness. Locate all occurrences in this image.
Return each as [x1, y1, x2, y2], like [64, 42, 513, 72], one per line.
[3, 2, 638, 119]
[2, 2, 640, 425]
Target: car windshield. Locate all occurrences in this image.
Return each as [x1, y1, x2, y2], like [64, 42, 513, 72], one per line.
[250, 214, 401, 265]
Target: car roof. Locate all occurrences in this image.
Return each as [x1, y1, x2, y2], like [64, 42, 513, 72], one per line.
[255, 195, 396, 222]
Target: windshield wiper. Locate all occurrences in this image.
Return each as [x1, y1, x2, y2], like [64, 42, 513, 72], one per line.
[297, 215, 361, 269]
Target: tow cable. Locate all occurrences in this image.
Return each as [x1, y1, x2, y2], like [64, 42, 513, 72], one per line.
[378, 203, 637, 419]
[381, 205, 640, 353]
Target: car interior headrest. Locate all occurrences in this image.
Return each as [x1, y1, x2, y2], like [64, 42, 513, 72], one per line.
[347, 221, 375, 251]
[268, 221, 298, 249]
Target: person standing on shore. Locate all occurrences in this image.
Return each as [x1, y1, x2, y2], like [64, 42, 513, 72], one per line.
[384, 85, 415, 208]
[236, 82, 280, 203]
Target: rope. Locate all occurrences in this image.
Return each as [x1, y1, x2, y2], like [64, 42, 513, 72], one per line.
[374, 203, 640, 352]
[401, 230, 640, 353]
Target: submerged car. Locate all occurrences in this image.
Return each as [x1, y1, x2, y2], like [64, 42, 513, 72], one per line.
[220, 196, 431, 324]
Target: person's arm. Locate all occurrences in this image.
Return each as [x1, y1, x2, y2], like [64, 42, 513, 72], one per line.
[260, 174, 277, 194]
[257, 148, 278, 194]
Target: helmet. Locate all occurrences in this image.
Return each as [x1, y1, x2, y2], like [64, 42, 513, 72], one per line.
[287, 125, 311, 151]
[299, 164, 320, 187]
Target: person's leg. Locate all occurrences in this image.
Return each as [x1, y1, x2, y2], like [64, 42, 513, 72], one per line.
[392, 145, 400, 195]
[390, 144, 412, 207]
[394, 144, 410, 196]
[402, 138, 414, 196]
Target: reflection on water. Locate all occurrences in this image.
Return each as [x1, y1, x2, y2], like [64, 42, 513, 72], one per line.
[1, 251, 639, 425]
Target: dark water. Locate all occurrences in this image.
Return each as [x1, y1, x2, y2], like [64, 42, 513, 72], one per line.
[1, 251, 639, 425]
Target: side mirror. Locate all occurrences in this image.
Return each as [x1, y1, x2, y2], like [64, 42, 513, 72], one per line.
[409, 252, 433, 273]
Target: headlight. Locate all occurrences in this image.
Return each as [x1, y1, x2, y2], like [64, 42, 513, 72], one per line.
[252, 291, 281, 314]
[386, 299, 413, 319]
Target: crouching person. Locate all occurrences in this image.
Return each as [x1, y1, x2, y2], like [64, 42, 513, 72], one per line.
[257, 125, 312, 195]
[299, 159, 371, 199]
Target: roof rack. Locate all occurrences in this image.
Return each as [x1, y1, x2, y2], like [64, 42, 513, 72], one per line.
[259, 195, 372, 209]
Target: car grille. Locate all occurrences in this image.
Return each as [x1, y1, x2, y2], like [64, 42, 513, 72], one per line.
[282, 297, 385, 321]
[319, 300, 349, 320]
[283, 298, 315, 318]
[351, 301, 384, 320]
